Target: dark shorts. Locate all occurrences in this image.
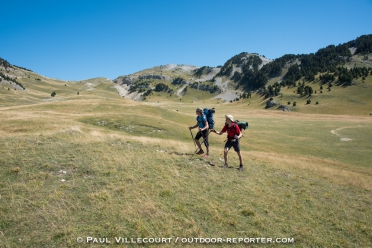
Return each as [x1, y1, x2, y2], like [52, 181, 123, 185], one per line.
[195, 129, 209, 147]
[225, 139, 240, 152]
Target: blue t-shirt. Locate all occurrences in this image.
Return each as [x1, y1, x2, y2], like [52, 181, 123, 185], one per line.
[196, 115, 207, 128]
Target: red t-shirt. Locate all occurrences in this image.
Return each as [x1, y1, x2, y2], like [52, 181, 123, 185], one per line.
[221, 123, 241, 139]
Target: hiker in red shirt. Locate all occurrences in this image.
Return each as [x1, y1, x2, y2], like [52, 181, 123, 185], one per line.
[211, 114, 243, 171]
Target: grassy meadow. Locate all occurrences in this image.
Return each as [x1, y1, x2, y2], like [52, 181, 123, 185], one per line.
[0, 67, 372, 247]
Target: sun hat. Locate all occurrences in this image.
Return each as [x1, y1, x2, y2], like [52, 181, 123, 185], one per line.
[225, 114, 234, 122]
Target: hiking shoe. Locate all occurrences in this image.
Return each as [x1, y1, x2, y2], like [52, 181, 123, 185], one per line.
[224, 164, 229, 168]
[196, 149, 204, 155]
[239, 164, 244, 171]
[203, 154, 209, 158]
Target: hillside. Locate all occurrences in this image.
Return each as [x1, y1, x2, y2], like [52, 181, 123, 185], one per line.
[109, 35, 372, 116]
[0, 59, 120, 107]
[2, 34, 372, 115]
[112, 53, 271, 103]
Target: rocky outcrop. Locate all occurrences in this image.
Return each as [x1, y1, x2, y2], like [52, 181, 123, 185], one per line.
[278, 105, 291, 112]
[266, 99, 278, 108]
[113, 76, 134, 86]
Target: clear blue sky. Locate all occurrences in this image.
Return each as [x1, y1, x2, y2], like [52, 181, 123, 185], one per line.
[1, 0, 372, 81]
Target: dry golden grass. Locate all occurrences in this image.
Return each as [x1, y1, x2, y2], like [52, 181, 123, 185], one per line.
[250, 151, 372, 191]
[1, 68, 372, 247]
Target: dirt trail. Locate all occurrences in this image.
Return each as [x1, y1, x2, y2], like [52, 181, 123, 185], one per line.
[330, 125, 367, 141]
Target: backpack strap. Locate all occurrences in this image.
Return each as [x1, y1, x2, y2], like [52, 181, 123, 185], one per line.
[226, 123, 238, 139]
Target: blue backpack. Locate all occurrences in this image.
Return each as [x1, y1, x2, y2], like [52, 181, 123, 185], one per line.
[203, 108, 215, 129]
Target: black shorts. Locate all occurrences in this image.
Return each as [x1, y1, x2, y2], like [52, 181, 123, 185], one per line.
[225, 139, 240, 152]
[195, 129, 209, 147]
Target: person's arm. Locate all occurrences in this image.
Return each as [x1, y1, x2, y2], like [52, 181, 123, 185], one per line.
[233, 125, 242, 140]
[211, 125, 226, 135]
[189, 122, 199, 130]
[200, 120, 209, 131]
[234, 132, 242, 139]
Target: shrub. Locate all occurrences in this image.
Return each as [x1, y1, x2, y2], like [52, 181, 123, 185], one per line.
[241, 208, 255, 217]
[8, 167, 21, 175]
[171, 77, 186, 85]
[293, 102, 297, 106]
[51, 91, 56, 97]
[154, 83, 169, 92]
[143, 89, 152, 97]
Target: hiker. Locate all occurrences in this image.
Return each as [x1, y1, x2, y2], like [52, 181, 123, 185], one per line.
[211, 114, 244, 171]
[188, 107, 209, 158]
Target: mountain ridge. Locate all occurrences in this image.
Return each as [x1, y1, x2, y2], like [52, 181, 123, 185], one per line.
[1, 34, 372, 114]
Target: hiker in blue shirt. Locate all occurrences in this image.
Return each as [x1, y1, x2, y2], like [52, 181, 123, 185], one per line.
[188, 107, 210, 158]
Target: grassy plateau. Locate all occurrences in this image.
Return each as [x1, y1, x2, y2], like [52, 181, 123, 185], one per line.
[0, 66, 371, 247]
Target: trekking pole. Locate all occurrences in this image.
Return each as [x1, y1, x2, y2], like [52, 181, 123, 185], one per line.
[189, 129, 198, 160]
[190, 129, 197, 148]
[189, 136, 205, 160]
[189, 147, 199, 160]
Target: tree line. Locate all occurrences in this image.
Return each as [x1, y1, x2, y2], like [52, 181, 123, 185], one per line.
[235, 34, 372, 94]
[0, 57, 11, 69]
[193, 66, 213, 78]
[0, 72, 25, 90]
[189, 82, 220, 93]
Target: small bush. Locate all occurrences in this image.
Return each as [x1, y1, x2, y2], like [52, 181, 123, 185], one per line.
[8, 167, 21, 175]
[51, 91, 56, 97]
[293, 102, 297, 106]
[241, 208, 255, 217]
